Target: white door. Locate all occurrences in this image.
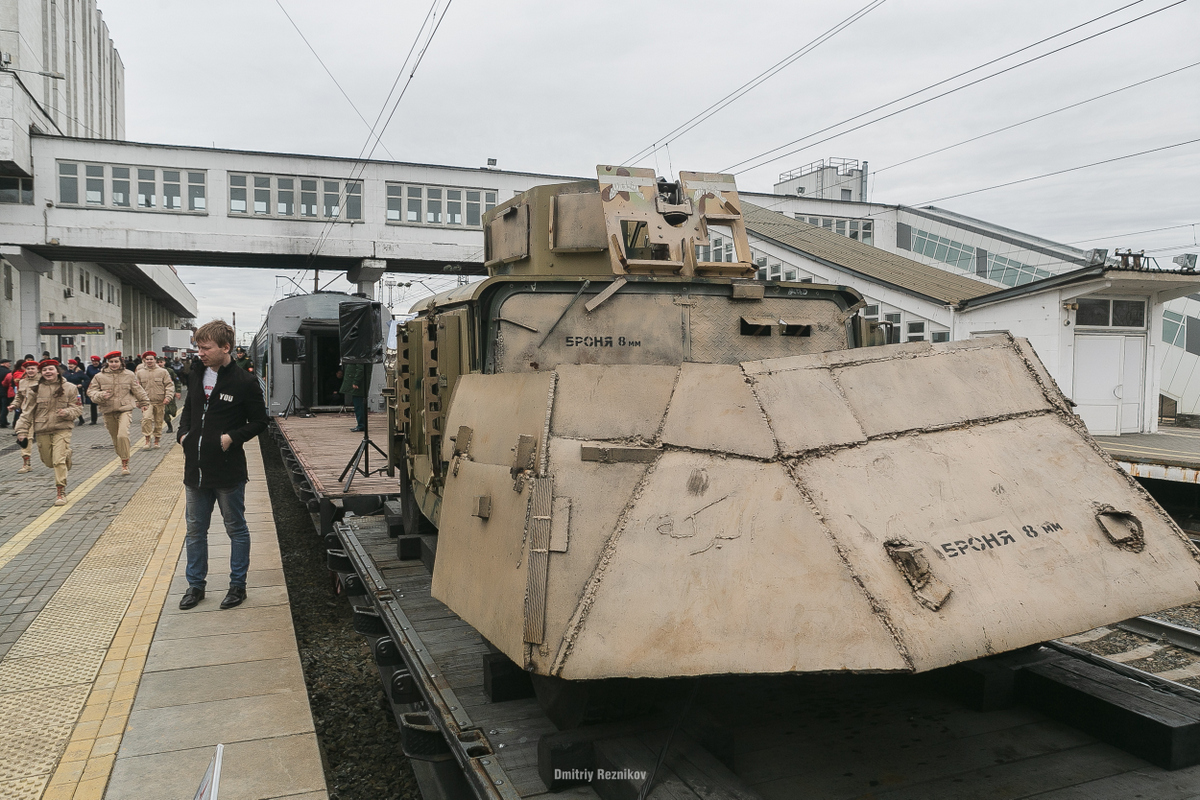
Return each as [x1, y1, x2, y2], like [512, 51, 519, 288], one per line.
[1072, 334, 1144, 435]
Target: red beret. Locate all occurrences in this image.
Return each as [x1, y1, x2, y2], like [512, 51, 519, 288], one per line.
[142, 351, 157, 359]
[69, 359, 80, 365]
[21, 360, 38, 369]
[104, 351, 122, 360]
[90, 355, 101, 361]
[38, 358, 60, 369]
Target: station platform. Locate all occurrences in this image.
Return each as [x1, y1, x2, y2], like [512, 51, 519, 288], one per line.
[0, 420, 328, 800]
[1096, 425, 1200, 482]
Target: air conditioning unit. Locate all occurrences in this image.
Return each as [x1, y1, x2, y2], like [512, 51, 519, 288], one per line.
[63, 287, 74, 298]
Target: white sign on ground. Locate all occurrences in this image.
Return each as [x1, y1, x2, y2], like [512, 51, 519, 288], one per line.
[193, 743, 224, 800]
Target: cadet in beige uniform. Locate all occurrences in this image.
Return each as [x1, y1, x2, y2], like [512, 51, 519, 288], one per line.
[15, 359, 84, 505]
[14, 360, 40, 473]
[136, 351, 176, 448]
[88, 350, 149, 476]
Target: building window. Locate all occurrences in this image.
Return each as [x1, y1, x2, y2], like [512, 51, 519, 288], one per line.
[931, 331, 950, 342]
[346, 182, 362, 220]
[446, 189, 461, 225]
[864, 304, 879, 319]
[0, 177, 34, 204]
[1077, 298, 1145, 328]
[59, 162, 79, 204]
[1164, 310, 1186, 346]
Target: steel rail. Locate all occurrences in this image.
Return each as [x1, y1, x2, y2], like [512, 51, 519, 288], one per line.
[336, 520, 521, 800]
[1118, 615, 1200, 656]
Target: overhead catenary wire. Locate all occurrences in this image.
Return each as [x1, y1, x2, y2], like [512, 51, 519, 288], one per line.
[913, 135, 1200, 206]
[305, 0, 451, 266]
[722, 0, 1187, 175]
[273, 0, 398, 162]
[620, 0, 890, 168]
[873, 58, 1200, 176]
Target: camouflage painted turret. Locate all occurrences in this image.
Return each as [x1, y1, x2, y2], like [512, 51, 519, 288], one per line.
[385, 166, 1200, 681]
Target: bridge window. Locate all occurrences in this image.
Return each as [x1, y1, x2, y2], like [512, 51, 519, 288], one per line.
[323, 181, 340, 218]
[59, 162, 79, 204]
[0, 177, 33, 204]
[426, 188, 442, 224]
[346, 182, 361, 220]
[188, 173, 206, 211]
[407, 186, 421, 222]
[387, 185, 402, 221]
[57, 161, 206, 214]
[254, 176, 271, 215]
[164, 171, 182, 210]
[138, 169, 156, 208]
[388, 183, 495, 228]
[277, 178, 294, 215]
[301, 179, 317, 217]
[229, 174, 247, 213]
[112, 167, 130, 206]
[86, 165, 105, 205]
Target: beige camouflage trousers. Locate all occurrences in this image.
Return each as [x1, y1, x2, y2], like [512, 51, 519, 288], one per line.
[36, 429, 73, 486]
[104, 410, 132, 460]
[141, 403, 166, 439]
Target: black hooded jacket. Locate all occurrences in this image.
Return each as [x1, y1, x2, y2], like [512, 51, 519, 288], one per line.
[177, 356, 268, 488]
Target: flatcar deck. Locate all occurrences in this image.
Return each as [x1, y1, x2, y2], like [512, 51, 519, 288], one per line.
[342, 515, 1200, 799]
[275, 412, 399, 497]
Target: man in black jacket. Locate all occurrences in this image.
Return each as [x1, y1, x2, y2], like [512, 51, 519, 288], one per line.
[177, 320, 268, 610]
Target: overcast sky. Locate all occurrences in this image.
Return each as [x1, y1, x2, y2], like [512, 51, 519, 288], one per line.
[93, 0, 1200, 339]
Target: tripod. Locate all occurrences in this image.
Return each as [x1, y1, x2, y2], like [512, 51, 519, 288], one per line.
[282, 364, 303, 418]
[338, 404, 388, 492]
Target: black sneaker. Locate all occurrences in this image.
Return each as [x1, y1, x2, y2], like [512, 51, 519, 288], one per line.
[179, 586, 205, 610]
[220, 586, 247, 609]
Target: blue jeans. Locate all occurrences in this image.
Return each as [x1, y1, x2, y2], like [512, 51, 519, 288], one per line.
[185, 482, 250, 590]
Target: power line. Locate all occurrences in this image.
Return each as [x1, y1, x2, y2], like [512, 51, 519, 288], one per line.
[914, 136, 1200, 205]
[273, 0, 398, 161]
[620, 0, 889, 167]
[306, 0, 453, 263]
[723, 0, 1185, 175]
[873, 58, 1200, 176]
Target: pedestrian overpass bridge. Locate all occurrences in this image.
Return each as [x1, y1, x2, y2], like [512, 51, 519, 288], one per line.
[2, 133, 578, 287]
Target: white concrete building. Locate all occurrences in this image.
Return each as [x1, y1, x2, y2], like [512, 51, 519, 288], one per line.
[773, 158, 867, 201]
[0, 0, 193, 363]
[742, 204, 1200, 436]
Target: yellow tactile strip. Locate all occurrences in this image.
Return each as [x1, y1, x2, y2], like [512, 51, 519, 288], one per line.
[0, 448, 186, 800]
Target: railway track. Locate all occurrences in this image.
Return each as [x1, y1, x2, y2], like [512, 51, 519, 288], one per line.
[1055, 614, 1200, 691]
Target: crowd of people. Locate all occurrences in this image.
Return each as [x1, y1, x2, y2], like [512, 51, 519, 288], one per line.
[0, 343, 236, 504]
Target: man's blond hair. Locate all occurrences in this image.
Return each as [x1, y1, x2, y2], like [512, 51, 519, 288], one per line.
[194, 320, 235, 352]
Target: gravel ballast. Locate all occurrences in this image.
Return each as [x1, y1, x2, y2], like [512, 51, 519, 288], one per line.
[261, 436, 421, 800]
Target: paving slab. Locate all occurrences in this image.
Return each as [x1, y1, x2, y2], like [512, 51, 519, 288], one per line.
[131, 656, 305, 711]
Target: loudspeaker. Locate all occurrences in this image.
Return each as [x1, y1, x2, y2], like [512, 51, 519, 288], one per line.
[339, 300, 384, 364]
[279, 336, 306, 364]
